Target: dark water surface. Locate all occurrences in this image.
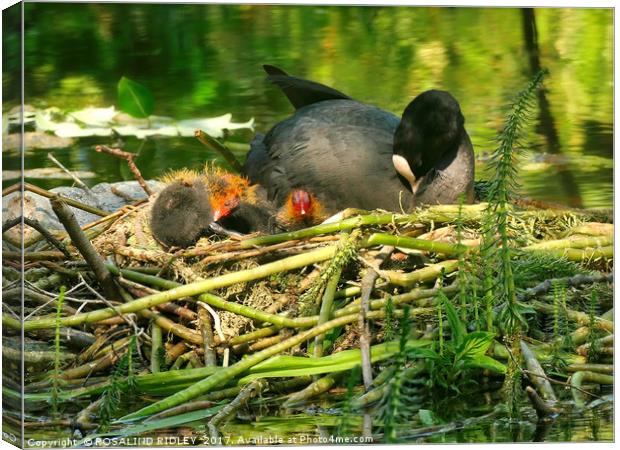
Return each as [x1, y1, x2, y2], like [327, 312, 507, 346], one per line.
[3, 4, 613, 208]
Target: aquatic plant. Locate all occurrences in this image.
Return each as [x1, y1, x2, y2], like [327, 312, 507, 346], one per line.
[480, 69, 547, 417]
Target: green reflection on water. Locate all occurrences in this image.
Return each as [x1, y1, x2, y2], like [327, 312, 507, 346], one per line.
[3, 5, 612, 208]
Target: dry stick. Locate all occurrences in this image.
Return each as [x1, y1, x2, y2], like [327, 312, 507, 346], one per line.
[95, 145, 153, 196]
[60, 350, 124, 380]
[198, 306, 217, 366]
[525, 386, 559, 418]
[358, 245, 394, 391]
[139, 309, 202, 345]
[208, 380, 265, 440]
[165, 342, 188, 366]
[195, 129, 244, 173]
[150, 323, 162, 373]
[520, 340, 557, 403]
[47, 152, 92, 192]
[3, 250, 66, 261]
[199, 240, 301, 266]
[50, 196, 120, 301]
[2, 216, 72, 258]
[518, 272, 613, 301]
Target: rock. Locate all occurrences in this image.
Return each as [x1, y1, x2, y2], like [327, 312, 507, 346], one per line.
[2, 180, 165, 244]
[3, 132, 75, 151]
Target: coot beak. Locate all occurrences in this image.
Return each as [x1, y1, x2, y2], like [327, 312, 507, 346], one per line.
[392, 154, 420, 194]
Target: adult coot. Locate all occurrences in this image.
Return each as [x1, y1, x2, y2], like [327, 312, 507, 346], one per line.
[244, 65, 475, 214]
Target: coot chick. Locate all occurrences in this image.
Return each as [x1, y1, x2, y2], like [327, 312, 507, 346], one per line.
[150, 178, 214, 248]
[244, 65, 474, 214]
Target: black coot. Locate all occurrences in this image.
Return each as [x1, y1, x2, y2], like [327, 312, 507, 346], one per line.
[244, 65, 474, 214]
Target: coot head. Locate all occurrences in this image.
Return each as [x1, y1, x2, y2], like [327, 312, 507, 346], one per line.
[392, 90, 465, 194]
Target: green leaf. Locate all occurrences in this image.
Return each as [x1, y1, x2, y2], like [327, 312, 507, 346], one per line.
[462, 355, 506, 374]
[443, 297, 467, 347]
[456, 332, 496, 360]
[117, 76, 154, 118]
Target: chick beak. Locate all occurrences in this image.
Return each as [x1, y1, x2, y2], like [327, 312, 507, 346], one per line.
[213, 208, 225, 222]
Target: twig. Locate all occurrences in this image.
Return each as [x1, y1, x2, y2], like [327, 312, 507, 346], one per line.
[358, 245, 394, 390]
[522, 369, 602, 400]
[50, 196, 120, 300]
[199, 302, 229, 367]
[207, 380, 265, 440]
[3, 216, 72, 258]
[150, 323, 162, 374]
[525, 386, 559, 418]
[198, 307, 217, 367]
[95, 145, 153, 196]
[110, 185, 136, 202]
[47, 152, 91, 192]
[518, 272, 613, 301]
[195, 129, 244, 173]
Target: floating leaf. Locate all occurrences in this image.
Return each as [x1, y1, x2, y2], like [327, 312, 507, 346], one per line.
[117, 76, 154, 119]
[70, 106, 117, 126]
[177, 114, 254, 138]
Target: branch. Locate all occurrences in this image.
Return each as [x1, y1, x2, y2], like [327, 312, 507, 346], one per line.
[195, 129, 244, 173]
[95, 145, 153, 196]
[50, 196, 120, 300]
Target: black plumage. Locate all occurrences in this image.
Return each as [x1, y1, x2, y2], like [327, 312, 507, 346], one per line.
[244, 65, 475, 214]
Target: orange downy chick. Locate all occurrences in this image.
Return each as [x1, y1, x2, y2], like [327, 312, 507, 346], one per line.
[277, 189, 326, 230]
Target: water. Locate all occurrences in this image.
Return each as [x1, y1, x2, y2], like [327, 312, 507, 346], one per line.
[3, 4, 613, 208]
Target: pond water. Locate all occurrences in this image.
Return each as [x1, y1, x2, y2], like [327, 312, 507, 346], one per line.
[3, 4, 613, 208]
